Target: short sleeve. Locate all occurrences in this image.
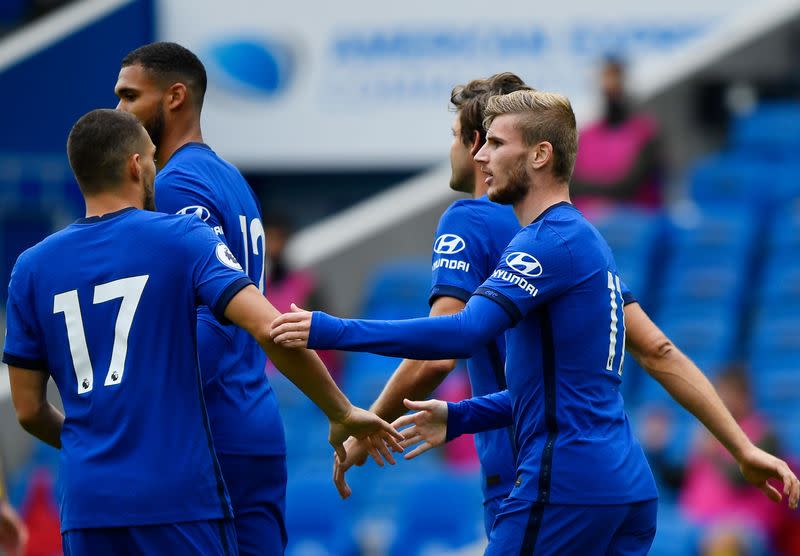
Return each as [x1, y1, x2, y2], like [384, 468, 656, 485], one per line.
[619, 279, 637, 306]
[473, 223, 573, 324]
[429, 204, 491, 305]
[2, 252, 47, 371]
[156, 170, 225, 237]
[182, 219, 254, 324]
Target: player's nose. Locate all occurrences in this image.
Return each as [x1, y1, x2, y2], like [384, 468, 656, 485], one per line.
[474, 144, 489, 163]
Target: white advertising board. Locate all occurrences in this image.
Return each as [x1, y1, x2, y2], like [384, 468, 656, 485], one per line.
[158, 0, 750, 169]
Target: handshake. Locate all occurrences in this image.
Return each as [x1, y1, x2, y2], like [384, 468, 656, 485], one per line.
[270, 304, 450, 499]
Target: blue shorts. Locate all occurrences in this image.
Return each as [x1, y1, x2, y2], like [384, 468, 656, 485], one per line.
[486, 498, 657, 556]
[62, 519, 237, 556]
[483, 495, 506, 538]
[218, 453, 287, 556]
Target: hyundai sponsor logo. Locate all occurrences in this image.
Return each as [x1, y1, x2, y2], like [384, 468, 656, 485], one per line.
[505, 252, 543, 277]
[432, 258, 470, 272]
[206, 38, 295, 97]
[178, 205, 211, 221]
[491, 269, 539, 297]
[433, 234, 466, 255]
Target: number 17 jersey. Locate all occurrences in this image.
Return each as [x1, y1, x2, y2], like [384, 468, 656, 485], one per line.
[2, 208, 253, 531]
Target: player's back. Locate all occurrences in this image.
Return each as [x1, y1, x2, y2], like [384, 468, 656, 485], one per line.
[430, 195, 520, 502]
[156, 144, 283, 455]
[7, 208, 234, 530]
[480, 202, 657, 506]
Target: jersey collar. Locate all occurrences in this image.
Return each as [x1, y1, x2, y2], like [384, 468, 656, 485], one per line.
[531, 201, 575, 224]
[75, 206, 137, 224]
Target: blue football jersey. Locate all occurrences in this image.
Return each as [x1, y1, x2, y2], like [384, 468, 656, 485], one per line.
[156, 143, 284, 456]
[474, 202, 657, 504]
[429, 195, 520, 501]
[2, 208, 254, 530]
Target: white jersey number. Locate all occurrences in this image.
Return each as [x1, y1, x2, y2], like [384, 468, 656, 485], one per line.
[606, 271, 626, 376]
[238, 215, 266, 293]
[53, 275, 149, 394]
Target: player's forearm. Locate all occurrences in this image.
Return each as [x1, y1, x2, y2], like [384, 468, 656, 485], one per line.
[447, 390, 513, 441]
[309, 296, 510, 360]
[18, 403, 63, 449]
[370, 358, 456, 421]
[637, 345, 751, 460]
[262, 341, 350, 421]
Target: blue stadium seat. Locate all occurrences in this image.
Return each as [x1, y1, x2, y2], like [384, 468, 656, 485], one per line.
[689, 154, 767, 207]
[757, 256, 800, 314]
[388, 471, 484, 556]
[749, 317, 800, 364]
[647, 502, 699, 556]
[594, 208, 662, 306]
[340, 352, 403, 408]
[285, 474, 358, 556]
[768, 203, 800, 253]
[667, 205, 755, 256]
[362, 259, 432, 319]
[730, 102, 800, 158]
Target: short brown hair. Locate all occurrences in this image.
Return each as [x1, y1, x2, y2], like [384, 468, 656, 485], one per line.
[450, 72, 532, 147]
[67, 109, 147, 194]
[484, 90, 578, 182]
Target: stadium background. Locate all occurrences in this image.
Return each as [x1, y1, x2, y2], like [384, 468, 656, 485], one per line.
[1, 0, 799, 554]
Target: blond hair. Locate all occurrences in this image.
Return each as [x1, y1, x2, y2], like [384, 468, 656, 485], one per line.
[483, 90, 578, 182]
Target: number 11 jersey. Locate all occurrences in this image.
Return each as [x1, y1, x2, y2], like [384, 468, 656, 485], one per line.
[2, 208, 253, 531]
[474, 202, 658, 505]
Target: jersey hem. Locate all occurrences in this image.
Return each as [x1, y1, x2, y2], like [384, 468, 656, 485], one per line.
[429, 284, 472, 306]
[473, 288, 523, 324]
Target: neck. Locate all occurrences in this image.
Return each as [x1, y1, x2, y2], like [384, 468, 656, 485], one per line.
[513, 177, 571, 225]
[156, 118, 203, 171]
[84, 189, 141, 218]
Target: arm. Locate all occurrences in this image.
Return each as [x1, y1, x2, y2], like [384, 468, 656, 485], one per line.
[8, 367, 63, 449]
[625, 303, 799, 508]
[369, 296, 464, 422]
[387, 390, 512, 461]
[223, 286, 401, 458]
[271, 294, 512, 359]
[331, 296, 463, 497]
[446, 389, 512, 440]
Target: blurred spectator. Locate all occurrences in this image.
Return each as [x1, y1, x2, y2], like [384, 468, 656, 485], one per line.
[638, 405, 685, 498]
[264, 216, 340, 378]
[679, 366, 784, 555]
[0, 457, 27, 556]
[19, 469, 60, 556]
[571, 57, 663, 220]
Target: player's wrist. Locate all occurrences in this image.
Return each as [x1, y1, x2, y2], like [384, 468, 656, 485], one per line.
[327, 400, 354, 424]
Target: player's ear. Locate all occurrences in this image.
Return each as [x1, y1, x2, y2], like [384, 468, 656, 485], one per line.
[530, 141, 553, 170]
[166, 83, 188, 111]
[128, 152, 142, 182]
[469, 130, 482, 157]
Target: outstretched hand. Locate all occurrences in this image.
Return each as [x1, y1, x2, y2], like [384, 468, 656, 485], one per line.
[328, 406, 404, 468]
[738, 445, 800, 509]
[270, 303, 313, 348]
[391, 398, 448, 460]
